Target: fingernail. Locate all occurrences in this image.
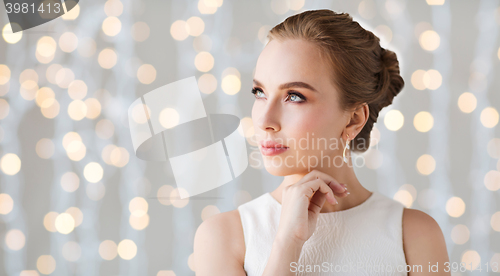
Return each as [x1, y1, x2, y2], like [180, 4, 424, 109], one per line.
[341, 183, 347, 191]
[346, 191, 350, 195]
[333, 197, 339, 205]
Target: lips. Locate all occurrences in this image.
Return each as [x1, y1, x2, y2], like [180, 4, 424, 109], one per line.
[259, 140, 289, 156]
[259, 140, 289, 149]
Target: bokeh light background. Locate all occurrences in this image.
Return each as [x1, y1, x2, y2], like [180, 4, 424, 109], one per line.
[0, 0, 500, 275]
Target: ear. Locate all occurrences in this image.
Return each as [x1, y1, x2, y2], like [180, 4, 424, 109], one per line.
[344, 103, 369, 139]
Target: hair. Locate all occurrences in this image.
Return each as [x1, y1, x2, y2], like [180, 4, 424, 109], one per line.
[267, 9, 404, 153]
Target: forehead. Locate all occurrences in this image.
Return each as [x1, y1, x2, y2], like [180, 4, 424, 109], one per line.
[254, 38, 333, 90]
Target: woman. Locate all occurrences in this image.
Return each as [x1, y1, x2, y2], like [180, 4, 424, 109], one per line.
[194, 9, 450, 275]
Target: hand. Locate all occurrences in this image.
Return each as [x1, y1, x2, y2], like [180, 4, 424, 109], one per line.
[275, 170, 349, 246]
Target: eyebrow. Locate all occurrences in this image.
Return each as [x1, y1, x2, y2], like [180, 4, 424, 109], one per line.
[253, 79, 319, 93]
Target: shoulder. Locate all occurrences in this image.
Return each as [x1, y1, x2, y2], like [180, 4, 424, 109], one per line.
[402, 208, 450, 275]
[193, 209, 245, 275]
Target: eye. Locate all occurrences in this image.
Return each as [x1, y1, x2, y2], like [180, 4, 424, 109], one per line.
[286, 92, 306, 103]
[251, 87, 265, 98]
[251, 88, 307, 103]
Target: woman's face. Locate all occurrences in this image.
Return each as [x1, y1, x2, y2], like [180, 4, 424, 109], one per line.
[251, 38, 349, 175]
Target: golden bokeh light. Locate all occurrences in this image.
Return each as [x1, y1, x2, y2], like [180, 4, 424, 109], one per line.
[96, 119, 115, 139]
[35, 87, 55, 107]
[238, 117, 254, 138]
[68, 80, 88, 100]
[491, 211, 500, 232]
[65, 207, 83, 227]
[416, 154, 435, 175]
[393, 190, 413, 208]
[43, 212, 59, 232]
[104, 0, 123, 16]
[270, 0, 289, 15]
[0, 64, 11, 85]
[60, 172, 80, 193]
[129, 213, 149, 230]
[487, 138, 500, 158]
[1, 153, 21, 175]
[55, 213, 75, 234]
[423, 69, 442, 90]
[383, 109, 404, 131]
[68, 100, 88, 121]
[419, 30, 440, 51]
[461, 250, 480, 271]
[129, 197, 148, 217]
[36, 36, 57, 62]
[83, 162, 104, 183]
[62, 241, 81, 262]
[446, 196, 466, 218]
[374, 25, 392, 45]
[0, 99, 9, 119]
[198, 0, 218, 14]
[61, 1, 80, 20]
[55, 67, 75, 88]
[102, 144, 117, 165]
[20, 80, 39, 100]
[170, 20, 190, 41]
[137, 64, 156, 84]
[457, 92, 476, 113]
[110, 147, 129, 167]
[480, 107, 499, 128]
[2, 23, 22, 44]
[40, 98, 60, 119]
[358, 0, 376, 20]
[201, 205, 220, 221]
[98, 48, 118, 69]
[413, 111, 434, 132]
[198, 73, 217, 94]
[194, 51, 214, 72]
[426, 0, 445, 4]
[117, 239, 137, 260]
[99, 240, 118, 260]
[187, 16, 205, 36]
[451, 224, 469, 244]
[102, 16, 122, 36]
[0, 193, 14, 214]
[59, 32, 78, 53]
[411, 69, 426, 90]
[484, 170, 500, 191]
[46, 64, 62, 84]
[221, 75, 241, 95]
[157, 185, 174, 206]
[5, 229, 25, 250]
[37, 255, 56, 275]
[171, 188, 189, 208]
[159, 108, 180, 129]
[288, 0, 305, 10]
[36, 138, 55, 159]
[85, 98, 102, 119]
[131, 22, 150, 42]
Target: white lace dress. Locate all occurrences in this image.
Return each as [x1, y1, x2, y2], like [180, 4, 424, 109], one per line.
[237, 191, 408, 275]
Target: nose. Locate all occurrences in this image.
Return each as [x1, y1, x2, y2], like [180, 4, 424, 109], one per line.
[255, 99, 281, 133]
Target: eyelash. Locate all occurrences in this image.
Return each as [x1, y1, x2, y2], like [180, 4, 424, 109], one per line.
[251, 87, 306, 103]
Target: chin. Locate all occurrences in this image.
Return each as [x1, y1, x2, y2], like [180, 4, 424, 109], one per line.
[262, 157, 307, 176]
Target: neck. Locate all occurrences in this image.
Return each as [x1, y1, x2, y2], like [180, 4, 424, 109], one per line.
[270, 158, 372, 213]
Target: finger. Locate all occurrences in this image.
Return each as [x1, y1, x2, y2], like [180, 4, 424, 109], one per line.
[301, 178, 336, 205]
[299, 170, 345, 194]
[308, 190, 327, 213]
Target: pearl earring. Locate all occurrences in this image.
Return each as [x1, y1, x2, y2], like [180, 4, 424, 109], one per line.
[343, 134, 350, 164]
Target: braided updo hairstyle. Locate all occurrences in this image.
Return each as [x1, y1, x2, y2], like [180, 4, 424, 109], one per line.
[267, 9, 404, 153]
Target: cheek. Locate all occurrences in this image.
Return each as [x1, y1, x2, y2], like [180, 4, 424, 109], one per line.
[286, 107, 341, 140]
